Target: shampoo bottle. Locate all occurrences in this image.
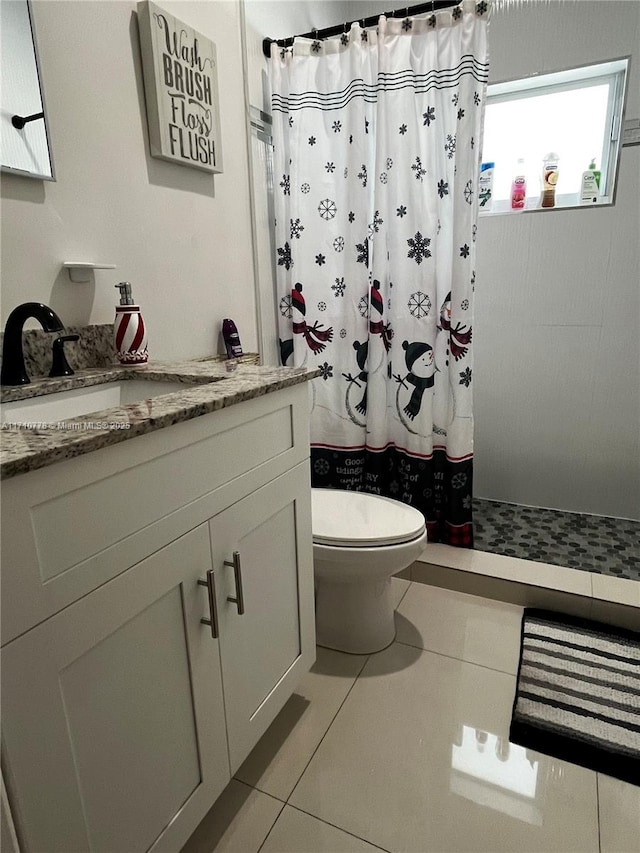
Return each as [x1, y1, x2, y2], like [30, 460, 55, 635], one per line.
[510, 158, 527, 209]
[114, 282, 148, 364]
[478, 162, 494, 211]
[541, 153, 559, 208]
[580, 158, 601, 204]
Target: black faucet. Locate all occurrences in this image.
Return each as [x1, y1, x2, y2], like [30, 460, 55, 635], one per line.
[1, 302, 65, 385]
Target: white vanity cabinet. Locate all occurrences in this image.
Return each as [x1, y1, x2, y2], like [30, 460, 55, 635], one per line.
[0, 383, 315, 853]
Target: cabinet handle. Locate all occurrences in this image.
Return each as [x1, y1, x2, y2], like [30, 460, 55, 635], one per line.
[224, 551, 245, 615]
[197, 569, 219, 638]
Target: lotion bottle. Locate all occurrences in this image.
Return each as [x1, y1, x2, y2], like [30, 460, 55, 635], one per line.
[580, 158, 601, 204]
[541, 153, 560, 208]
[114, 282, 148, 364]
[510, 158, 527, 209]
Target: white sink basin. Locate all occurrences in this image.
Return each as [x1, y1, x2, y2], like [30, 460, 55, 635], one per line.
[0, 379, 203, 424]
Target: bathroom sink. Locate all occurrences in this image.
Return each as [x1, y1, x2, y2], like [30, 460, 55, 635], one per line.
[0, 379, 209, 424]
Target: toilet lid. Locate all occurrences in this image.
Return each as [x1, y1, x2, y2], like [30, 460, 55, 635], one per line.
[312, 489, 426, 547]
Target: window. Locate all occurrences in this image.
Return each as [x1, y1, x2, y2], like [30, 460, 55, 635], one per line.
[480, 58, 629, 214]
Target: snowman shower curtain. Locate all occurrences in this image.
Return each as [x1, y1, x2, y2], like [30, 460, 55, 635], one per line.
[271, 1, 490, 546]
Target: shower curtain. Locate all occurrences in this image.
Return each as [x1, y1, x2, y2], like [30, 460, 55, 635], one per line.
[270, 0, 490, 546]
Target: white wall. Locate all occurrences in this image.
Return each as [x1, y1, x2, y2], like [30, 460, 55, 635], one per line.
[473, 0, 640, 519]
[1, 0, 257, 362]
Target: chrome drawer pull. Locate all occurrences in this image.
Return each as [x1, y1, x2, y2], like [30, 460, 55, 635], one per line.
[224, 551, 245, 615]
[197, 568, 219, 638]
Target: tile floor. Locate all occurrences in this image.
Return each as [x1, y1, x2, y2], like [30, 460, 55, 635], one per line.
[182, 580, 640, 853]
[473, 499, 640, 582]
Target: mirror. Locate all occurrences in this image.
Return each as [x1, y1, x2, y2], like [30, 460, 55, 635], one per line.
[1, 0, 55, 180]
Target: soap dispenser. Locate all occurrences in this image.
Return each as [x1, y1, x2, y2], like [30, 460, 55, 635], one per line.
[114, 282, 148, 364]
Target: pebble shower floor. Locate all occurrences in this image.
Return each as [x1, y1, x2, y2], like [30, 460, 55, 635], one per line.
[472, 499, 640, 581]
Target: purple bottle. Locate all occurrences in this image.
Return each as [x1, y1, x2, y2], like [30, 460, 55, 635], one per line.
[222, 319, 244, 359]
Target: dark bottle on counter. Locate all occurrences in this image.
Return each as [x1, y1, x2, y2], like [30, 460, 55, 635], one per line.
[222, 319, 244, 359]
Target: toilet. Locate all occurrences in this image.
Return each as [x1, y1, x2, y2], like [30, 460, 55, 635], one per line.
[312, 488, 427, 654]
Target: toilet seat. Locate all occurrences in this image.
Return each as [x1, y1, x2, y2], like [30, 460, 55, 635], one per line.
[312, 488, 426, 548]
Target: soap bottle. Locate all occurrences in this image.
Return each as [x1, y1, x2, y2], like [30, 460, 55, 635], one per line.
[541, 153, 559, 208]
[222, 319, 244, 359]
[580, 158, 601, 204]
[478, 162, 494, 210]
[114, 282, 148, 364]
[510, 158, 527, 209]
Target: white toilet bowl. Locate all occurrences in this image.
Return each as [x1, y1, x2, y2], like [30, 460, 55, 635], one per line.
[312, 488, 427, 654]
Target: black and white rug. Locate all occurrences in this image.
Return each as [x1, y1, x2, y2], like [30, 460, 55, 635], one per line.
[510, 609, 640, 786]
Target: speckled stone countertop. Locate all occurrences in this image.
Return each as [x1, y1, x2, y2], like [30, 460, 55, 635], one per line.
[1, 360, 320, 479]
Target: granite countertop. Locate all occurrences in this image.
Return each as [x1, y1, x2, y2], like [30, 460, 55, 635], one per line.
[1, 360, 320, 479]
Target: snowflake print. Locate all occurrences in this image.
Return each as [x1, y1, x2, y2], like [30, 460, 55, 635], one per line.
[358, 165, 368, 187]
[318, 199, 337, 220]
[340, 328, 347, 339]
[386, 157, 393, 170]
[361, 29, 368, 42]
[290, 218, 304, 239]
[476, 1, 488, 15]
[445, 135, 456, 159]
[355, 239, 369, 266]
[408, 291, 432, 318]
[358, 296, 370, 319]
[411, 157, 426, 181]
[365, 119, 370, 134]
[368, 211, 383, 236]
[315, 254, 326, 266]
[333, 237, 345, 252]
[407, 231, 432, 264]
[402, 17, 412, 30]
[380, 172, 388, 184]
[470, 136, 475, 150]
[308, 136, 316, 146]
[280, 174, 290, 195]
[463, 494, 472, 510]
[397, 205, 407, 218]
[340, 33, 349, 46]
[288, 116, 293, 127]
[459, 243, 470, 258]
[474, 91, 481, 105]
[452, 6, 462, 20]
[317, 301, 327, 311]
[279, 295, 293, 318]
[332, 121, 342, 133]
[459, 367, 472, 387]
[301, 183, 310, 194]
[464, 180, 473, 204]
[332, 277, 346, 296]
[348, 211, 355, 223]
[472, 223, 477, 242]
[319, 362, 333, 380]
[399, 124, 408, 135]
[471, 270, 476, 288]
[437, 179, 449, 199]
[461, 298, 469, 310]
[325, 162, 336, 173]
[457, 108, 465, 120]
[451, 473, 467, 491]
[311, 40, 321, 52]
[277, 242, 293, 269]
[452, 93, 459, 106]
[349, 134, 353, 144]
[423, 107, 436, 126]
[437, 219, 442, 234]
[344, 167, 349, 179]
[314, 458, 330, 476]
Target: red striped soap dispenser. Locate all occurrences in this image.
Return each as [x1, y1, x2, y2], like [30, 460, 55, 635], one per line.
[114, 282, 148, 364]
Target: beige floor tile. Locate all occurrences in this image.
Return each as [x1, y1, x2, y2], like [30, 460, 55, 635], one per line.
[589, 599, 640, 632]
[290, 643, 599, 853]
[180, 780, 282, 853]
[391, 576, 411, 610]
[235, 646, 367, 801]
[598, 774, 640, 853]
[396, 583, 523, 674]
[260, 805, 387, 853]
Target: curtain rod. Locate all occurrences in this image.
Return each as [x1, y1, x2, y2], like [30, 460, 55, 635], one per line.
[262, 0, 461, 58]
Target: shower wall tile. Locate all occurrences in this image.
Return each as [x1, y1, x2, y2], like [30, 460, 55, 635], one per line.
[474, 322, 599, 511]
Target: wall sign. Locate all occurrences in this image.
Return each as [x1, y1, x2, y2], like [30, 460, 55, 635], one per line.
[137, 1, 223, 174]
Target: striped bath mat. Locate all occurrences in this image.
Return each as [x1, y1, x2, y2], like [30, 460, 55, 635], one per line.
[510, 609, 639, 785]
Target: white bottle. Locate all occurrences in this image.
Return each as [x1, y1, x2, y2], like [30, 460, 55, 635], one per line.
[580, 159, 601, 204]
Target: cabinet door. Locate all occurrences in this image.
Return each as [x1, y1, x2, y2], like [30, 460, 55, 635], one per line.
[210, 462, 316, 772]
[1, 526, 230, 853]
